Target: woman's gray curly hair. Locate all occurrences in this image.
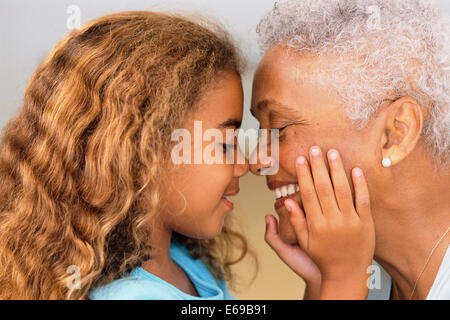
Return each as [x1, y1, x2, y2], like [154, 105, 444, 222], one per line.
[257, 0, 450, 169]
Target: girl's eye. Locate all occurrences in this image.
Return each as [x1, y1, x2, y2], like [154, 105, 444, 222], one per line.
[222, 143, 235, 151]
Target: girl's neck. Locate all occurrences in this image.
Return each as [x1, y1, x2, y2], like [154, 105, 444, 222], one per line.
[141, 222, 199, 296]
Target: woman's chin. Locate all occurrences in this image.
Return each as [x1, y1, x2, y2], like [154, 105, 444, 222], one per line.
[278, 218, 299, 245]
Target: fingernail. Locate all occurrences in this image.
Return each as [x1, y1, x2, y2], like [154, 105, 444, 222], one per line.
[265, 215, 270, 224]
[310, 146, 320, 157]
[284, 200, 292, 212]
[328, 149, 338, 161]
[296, 156, 306, 165]
[353, 168, 363, 177]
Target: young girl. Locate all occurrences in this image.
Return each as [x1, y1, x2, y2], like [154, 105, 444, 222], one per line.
[0, 11, 251, 300]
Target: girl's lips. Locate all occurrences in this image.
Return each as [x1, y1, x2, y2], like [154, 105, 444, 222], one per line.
[274, 191, 300, 210]
[221, 196, 234, 210]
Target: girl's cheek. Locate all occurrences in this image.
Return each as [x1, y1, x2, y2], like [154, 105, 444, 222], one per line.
[221, 166, 235, 191]
[204, 163, 232, 186]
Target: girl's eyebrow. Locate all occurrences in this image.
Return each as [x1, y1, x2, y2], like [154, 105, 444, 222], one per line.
[218, 119, 241, 129]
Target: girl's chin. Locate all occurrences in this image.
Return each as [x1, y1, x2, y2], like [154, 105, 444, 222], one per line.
[185, 221, 225, 240]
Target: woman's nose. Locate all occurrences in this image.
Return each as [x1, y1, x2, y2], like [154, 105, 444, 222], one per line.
[249, 146, 270, 176]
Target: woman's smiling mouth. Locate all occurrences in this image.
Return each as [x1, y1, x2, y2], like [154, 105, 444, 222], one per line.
[273, 183, 299, 199]
[274, 190, 301, 210]
[268, 181, 301, 210]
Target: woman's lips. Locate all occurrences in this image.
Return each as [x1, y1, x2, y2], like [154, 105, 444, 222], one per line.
[221, 195, 234, 210]
[274, 191, 301, 210]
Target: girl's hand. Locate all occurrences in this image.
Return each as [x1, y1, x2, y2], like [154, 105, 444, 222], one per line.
[264, 214, 322, 299]
[284, 146, 375, 300]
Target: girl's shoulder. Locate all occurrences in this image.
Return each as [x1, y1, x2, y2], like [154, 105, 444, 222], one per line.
[88, 275, 181, 300]
[89, 241, 235, 300]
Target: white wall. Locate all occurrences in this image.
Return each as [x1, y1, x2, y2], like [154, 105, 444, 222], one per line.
[3, 0, 448, 132]
[0, 0, 277, 131]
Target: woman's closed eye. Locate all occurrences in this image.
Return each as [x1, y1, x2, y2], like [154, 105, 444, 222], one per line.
[256, 124, 290, 142]
[275, 125, 291, 133]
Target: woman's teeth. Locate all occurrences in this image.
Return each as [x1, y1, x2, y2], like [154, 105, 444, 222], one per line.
[274, 184, 300, 199]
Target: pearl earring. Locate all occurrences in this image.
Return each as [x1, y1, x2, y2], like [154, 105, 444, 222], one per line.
[382, 158, 392, 168]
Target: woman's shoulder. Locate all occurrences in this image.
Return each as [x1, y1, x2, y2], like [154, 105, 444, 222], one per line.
[427, 245, 450, 300]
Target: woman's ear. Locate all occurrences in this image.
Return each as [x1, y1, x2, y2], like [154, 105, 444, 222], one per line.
[380, 96, 424, 166]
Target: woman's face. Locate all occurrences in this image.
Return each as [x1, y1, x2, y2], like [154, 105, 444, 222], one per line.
[161, 71, 249, 239]
[250, 46, 382, 244]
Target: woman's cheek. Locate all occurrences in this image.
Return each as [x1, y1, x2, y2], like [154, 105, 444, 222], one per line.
[279, 139, 310, 174]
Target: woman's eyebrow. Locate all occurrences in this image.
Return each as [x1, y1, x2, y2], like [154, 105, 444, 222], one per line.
[251, 99, 303, 118]
[218, 119, 241, 129]
[251, 99, 270, 117]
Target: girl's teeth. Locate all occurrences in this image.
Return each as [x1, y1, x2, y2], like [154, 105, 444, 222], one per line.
[274, 184, 299, 199]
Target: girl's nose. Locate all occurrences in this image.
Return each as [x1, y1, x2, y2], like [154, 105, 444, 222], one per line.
[233, 145, 249, 177]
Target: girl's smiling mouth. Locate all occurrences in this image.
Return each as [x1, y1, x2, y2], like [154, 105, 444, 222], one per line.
[221, 195, 234, 209]
[221, 189, 239, 210]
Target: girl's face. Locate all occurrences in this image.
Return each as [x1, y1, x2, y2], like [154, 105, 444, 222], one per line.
[161, 72, 249, 239]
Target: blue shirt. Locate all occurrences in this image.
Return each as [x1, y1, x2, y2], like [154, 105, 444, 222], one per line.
[89, 241, 235, 300]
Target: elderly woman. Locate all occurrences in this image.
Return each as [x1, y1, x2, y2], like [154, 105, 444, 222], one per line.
[250, 0, 449, 299]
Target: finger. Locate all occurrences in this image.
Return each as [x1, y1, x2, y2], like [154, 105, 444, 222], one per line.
[284, 199, 309, 248]
[264, 214, 289, 255]
[264, 214, 317, 278]
[295, 155, 324, 221]
[351, 168, 372, 220]
[327, 149, 354, 214]
[308, 146, 340, 217]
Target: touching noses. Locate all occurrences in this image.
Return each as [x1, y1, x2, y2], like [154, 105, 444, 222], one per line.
[233, 145, 249, 178]
[249, 145, 272, 176]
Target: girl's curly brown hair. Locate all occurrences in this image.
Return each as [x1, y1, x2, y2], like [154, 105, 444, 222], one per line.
[0, 11, 253, 299]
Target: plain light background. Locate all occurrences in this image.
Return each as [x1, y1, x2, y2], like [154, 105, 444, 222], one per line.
[1, 0, 449, 299]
